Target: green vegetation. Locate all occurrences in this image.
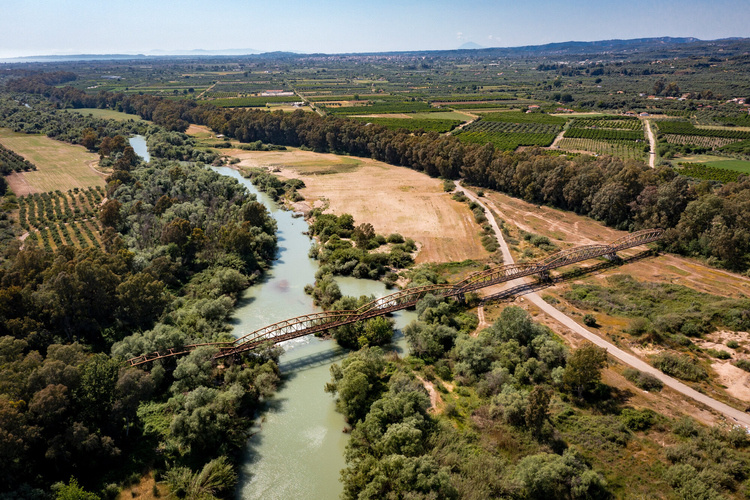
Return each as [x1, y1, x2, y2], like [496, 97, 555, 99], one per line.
[658, 120, 750, 139]
[351, 116, 463, 133]
[563, 274, 750, 342]
[322, 101, 436, 115]
[0, 142, 36, 174]
[203, 96, 300, 107]
[676, 162, 742, 183]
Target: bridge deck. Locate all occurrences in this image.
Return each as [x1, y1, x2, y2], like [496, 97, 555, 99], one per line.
[127, 228, 662, 366]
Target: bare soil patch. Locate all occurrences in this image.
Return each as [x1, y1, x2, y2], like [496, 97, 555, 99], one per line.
[231, 149, 489, 263]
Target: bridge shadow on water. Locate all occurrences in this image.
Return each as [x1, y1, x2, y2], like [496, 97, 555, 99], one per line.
[482, 250, 656, 304]
[279, 345, 349, 374]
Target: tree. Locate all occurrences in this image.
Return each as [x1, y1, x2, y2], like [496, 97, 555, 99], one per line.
[360, 316, 394, 347]
[653, 79, 666, 95]
[353, 223, 375, 248]
[53, 478, 100, 500]
[99, 199, 122, 228]
[563, 344, 608, 399]
[525, 386, 551, 435]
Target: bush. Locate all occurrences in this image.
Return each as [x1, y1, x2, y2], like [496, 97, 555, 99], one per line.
[623, 368, 664, 392]
[706, 348, 731, 360]
[727, 340, 740, 349]
[582, 314, 598, 327]
[620, 408, 655, 431]
[386, 233, 405, 244]
[651, 353, 707, 382]
[735, 359, 750, 372]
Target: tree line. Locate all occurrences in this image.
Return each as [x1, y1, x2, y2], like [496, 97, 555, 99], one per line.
[8, 74, 750, 271]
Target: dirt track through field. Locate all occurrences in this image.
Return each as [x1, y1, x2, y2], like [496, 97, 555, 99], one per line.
[456, 183, 750, 427]
[644, 119, 656, 168]
[232, 149, 490, 263]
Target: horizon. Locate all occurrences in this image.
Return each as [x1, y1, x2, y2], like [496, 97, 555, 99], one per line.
[1, 0, 748, 59]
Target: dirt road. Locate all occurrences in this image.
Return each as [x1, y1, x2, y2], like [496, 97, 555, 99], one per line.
[644, 119, 656, 169]
[455, 183, 750, 427]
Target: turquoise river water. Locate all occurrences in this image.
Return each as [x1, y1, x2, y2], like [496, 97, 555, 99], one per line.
[211, 167, 416, 499]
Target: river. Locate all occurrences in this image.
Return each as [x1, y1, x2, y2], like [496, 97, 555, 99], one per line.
[129, 135, 150, 163]
[211, 167, 416, 500]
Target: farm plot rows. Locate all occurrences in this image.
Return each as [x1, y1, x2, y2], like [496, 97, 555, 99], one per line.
[0, 143, 36, 174]
[350, 117, 463, 133]
[480, 111, 568, 125]
[18, 186, 105, 250]
[563, 128, 645, 141]
[664, 135, 742, 149]
[203, 96, 300, 107]
[322, 102, 436, 115]
[570, 117, 642, 130]
[456, 120, 559, 150]
[657, 121, 750, 139]
[557, 138, 648, 160]
[676, 162, 742, 183]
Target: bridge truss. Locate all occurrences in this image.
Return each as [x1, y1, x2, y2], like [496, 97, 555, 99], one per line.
[127, 228, 663, 367]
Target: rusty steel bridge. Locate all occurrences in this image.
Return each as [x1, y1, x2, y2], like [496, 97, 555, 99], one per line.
[127, 228, 663, 367]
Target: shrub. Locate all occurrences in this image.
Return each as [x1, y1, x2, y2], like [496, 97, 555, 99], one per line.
[727, 340, 740, 349]
[651, 353, 707, 382]
[706, 348, 731, 360]
[620, 408, 655, 431]
[623, 368, 664, 392]
[735, 359, 750, 372]
[582, 314, 598, 327]
[386, 233, 405, 244]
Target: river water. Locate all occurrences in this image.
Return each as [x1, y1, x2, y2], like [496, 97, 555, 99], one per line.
[211, 167, 416, 500]
[129, 135, 150, 163]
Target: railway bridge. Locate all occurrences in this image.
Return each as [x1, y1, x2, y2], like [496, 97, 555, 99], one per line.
[127, 228, 663, 367]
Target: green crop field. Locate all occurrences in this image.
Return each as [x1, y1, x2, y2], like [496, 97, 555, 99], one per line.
[66, 108, 147, 122]
[557, 138, 648, 160]
[350, 117, 463, 133]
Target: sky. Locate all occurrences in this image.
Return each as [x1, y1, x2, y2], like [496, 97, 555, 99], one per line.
[1, 0, 748, 59]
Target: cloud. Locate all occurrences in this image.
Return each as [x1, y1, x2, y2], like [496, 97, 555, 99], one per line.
[456, 32, 467, 40]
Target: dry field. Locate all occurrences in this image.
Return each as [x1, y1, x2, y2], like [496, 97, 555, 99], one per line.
[0, 129, 104, 194]
[227, 148, 490, 263]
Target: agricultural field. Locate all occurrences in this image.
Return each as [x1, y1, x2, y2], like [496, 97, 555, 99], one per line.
[675, 162, 742, 183]
[563, 128, 645, 141]
[229, 148, 490, 263]
[350, 117, 463, 133]
[455, 118, 561, 150]
[66, 108, 146, 122]
[322, 102, 437, 115]
[0, 143, 36, 174]
[569, 117, 643, 130]
[202, 96, 301, 107]
[557, 138, 648, 160]
[657, 120, 750, 140]
[481, 111, 568, 125]
[663, 134, 741, 149]
[0, 129, 104, 194]
[18, 187, 105, 250]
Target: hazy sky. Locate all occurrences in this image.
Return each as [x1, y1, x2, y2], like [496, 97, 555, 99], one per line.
[1, 0, 748, 58]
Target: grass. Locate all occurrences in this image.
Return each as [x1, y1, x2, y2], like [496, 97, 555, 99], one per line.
[0, 129, 105, 193]
[411, 111, 473, 121]
[65, 108, 147, 122]
[676, 154, 750, 174]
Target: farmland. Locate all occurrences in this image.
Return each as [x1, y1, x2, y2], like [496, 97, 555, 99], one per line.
[0, 128, 104, 194]
[350, 116, 463, 132]
[657, 120, 750, 140]
[18, 187, 105, 250]
[66, 108, 146, 122]
[202, 95, 301, 107]
[557, 138, 648, 160]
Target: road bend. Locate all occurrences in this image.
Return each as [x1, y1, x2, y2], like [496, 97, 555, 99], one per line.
[455, 183, 750, 427]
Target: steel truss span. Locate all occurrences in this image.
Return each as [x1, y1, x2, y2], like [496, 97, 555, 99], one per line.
[127, 228, 663, 367]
